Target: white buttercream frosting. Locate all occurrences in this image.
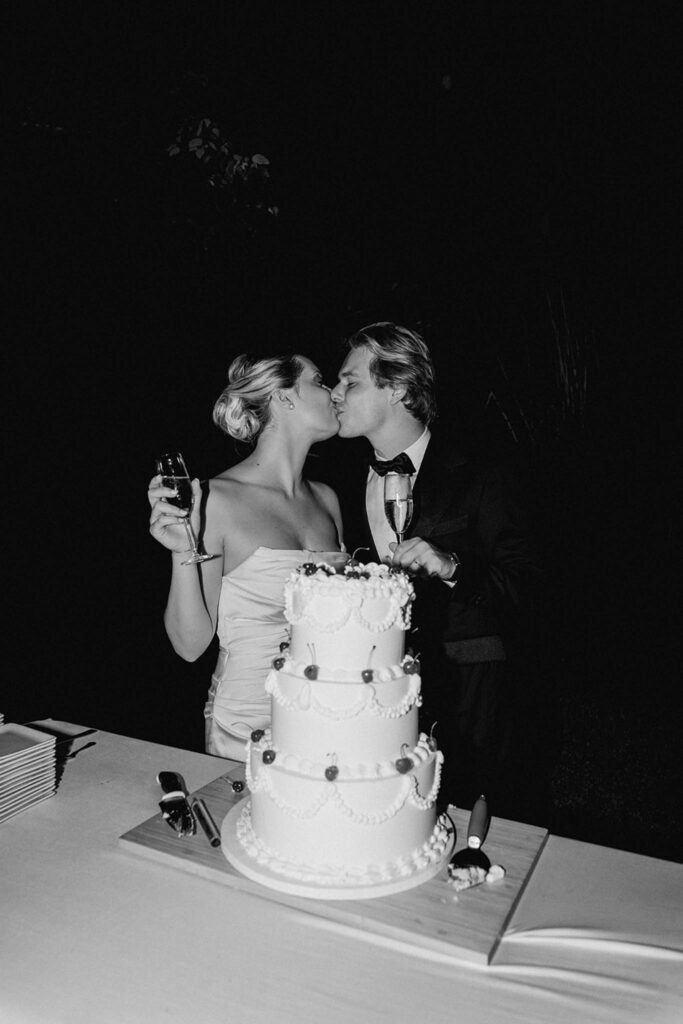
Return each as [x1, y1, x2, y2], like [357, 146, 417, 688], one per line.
[265, 669, 422, 719]
[236, 801, 452, 887]
[227, 561, 450, 896]
[285, 562, 415, 633]
[247, 730, 438, 785]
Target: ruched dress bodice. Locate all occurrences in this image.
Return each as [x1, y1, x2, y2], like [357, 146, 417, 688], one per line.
[204, 547, 344, 760]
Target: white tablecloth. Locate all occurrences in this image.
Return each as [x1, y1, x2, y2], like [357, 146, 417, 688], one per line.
[1, 726, 681, 1024]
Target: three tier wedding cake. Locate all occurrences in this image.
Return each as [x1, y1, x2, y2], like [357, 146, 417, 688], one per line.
[221, 560, 453, 899]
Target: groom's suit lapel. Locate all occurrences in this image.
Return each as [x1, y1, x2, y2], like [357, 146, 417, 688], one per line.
[407, 436, 468, 540]
[352, 434, 468, 557]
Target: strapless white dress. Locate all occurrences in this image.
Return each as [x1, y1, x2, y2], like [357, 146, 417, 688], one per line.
[204, 547, 344, 760]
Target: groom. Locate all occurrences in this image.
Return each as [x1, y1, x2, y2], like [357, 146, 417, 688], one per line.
[330, 322, 542, 812]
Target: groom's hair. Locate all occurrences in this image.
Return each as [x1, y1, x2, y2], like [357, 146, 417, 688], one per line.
[346, 323, 437, 425]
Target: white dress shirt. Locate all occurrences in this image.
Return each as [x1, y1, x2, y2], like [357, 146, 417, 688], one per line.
[366, 428, 431, 562]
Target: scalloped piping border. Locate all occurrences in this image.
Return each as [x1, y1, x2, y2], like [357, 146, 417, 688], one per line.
[275, 658, 407, 684]
[266, 670, 422, 720]
[235, 802, 452, 887]
[247, 742, 443, 821]
[284, 572, 414, 633]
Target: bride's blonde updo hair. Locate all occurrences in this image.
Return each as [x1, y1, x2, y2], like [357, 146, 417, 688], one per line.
[213, 353, 304, 443]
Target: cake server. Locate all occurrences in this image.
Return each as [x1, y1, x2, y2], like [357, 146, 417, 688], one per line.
[157, 770, 197, 837]
[447, 795, 491, 890]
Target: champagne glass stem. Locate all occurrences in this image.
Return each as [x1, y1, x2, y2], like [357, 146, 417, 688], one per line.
[184, 519, 199, 552]
[181, 519, 202, 564]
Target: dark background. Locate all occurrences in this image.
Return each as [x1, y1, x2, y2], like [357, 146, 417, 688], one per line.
[5, 3, 680, 857]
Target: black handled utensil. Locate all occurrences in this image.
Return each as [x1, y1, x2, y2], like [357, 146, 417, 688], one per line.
[191, 797, 221, 848]
[447, 795, 491, 890]
[157, 770, 197, 837]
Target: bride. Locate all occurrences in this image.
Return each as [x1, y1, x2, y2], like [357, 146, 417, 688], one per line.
[148, 352, 343, 760]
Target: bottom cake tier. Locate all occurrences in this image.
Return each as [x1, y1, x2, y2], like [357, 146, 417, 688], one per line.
[222, 798, 454, 900]
[222, 727, 454, 899]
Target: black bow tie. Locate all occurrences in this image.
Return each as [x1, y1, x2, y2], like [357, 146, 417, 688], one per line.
[369, 452, 416, 476]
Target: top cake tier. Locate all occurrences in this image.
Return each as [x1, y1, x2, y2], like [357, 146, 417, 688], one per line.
[284, 562, 415, 672]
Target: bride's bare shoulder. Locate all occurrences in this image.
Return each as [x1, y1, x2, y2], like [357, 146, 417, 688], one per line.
[206, 470, 251, 503]
[209, 468, 246, 485]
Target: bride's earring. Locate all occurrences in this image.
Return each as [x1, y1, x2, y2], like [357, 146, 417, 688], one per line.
[277, 390, 295, 410]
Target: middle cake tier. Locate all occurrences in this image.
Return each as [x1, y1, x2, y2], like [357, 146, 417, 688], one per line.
[265, 666, 422, 763]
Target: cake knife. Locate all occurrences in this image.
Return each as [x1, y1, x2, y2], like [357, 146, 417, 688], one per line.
[157, 770, 197, 837]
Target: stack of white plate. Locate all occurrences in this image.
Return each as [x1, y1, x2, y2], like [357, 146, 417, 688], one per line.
[0, 723, 57, 824]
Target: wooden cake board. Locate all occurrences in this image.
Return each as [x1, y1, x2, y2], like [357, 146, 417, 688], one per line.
[119, 771, 547, 965]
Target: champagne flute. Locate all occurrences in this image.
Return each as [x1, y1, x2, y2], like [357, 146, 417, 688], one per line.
[384, 472, 414, 547]
[156, 452, 216, 565]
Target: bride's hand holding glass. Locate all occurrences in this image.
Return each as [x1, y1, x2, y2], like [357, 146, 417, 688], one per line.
[148, 452, 215, 564]
[148, 475, 197, 552]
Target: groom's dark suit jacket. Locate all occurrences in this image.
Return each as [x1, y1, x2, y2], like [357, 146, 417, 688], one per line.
[338, 434, 542, 664]
[332, 432, 543, 807]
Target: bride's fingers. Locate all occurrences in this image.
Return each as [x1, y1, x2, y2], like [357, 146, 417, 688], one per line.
[150, 512, 188, 530]
[148, 486, 181, 508]
[152, 497, 188, 515]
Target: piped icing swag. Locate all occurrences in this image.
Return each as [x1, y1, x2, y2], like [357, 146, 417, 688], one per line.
[285, 561, 415, 633]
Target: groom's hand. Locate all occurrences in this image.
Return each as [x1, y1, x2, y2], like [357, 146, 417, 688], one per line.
[388, 539, 457, 581]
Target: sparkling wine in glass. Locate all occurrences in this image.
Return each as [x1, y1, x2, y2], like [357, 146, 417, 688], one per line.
[384, 472, 414, 546]
[156, 452, 216, 565]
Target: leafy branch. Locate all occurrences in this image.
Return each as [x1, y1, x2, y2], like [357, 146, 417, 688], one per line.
[484, 291, 594, 452]
[167, 116, 278, 216]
